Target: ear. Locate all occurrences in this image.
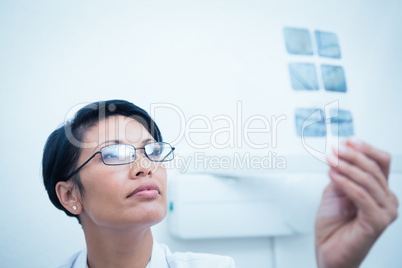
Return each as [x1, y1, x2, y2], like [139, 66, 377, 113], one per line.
[55, 181, 82, 215]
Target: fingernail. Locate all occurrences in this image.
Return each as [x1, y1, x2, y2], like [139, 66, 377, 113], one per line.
[326, 154, 339, 167]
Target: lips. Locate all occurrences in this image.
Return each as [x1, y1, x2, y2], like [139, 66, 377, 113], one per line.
[127, 183, 160, 198]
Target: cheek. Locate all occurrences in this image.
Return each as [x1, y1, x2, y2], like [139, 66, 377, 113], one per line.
[80, 170, 130, 226]
[81, 168, 127, 206]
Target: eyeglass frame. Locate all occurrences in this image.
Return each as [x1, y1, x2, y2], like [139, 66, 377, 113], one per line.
[63, 141, 175, 180]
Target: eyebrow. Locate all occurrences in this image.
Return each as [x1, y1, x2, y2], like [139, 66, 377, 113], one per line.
[141, 138, 155, 145]
[93, 138, 156, 152]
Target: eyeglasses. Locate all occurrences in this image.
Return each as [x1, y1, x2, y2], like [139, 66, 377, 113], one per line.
[64, 142, 175, 180]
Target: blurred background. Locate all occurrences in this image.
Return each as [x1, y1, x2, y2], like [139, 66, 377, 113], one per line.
[0, 0, 401, 267]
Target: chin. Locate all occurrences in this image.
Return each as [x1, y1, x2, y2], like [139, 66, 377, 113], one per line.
[137, 202, 167, 226]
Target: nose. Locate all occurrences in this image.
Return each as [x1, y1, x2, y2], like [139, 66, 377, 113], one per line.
[130, 151, 153, 178]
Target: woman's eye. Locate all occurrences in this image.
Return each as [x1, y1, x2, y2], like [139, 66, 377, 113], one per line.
[149, 148, 161, 156]
[103, 152, 118, 159]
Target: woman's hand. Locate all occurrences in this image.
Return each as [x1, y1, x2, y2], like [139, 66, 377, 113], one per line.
[315, 138, 399, 268]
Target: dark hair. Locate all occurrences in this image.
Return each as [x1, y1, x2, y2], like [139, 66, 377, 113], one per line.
[42, 100, 162, 222]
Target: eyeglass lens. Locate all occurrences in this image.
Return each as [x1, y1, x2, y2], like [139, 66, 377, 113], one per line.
[101, 144, 135, 165]
[100, 142, 173, 165]
[145, 142, 173, 161]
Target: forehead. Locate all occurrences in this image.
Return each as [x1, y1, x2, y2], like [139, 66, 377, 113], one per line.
[83, 115, 153, 146]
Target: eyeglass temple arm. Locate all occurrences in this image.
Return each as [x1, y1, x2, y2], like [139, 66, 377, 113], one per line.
[64, 151, 101, 180]
[161, 147, 175, 162]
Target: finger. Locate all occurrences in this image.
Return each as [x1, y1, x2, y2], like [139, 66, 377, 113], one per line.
[345, 138, 391, 178]
[329, 169, 399, 236]
[318, 181, 357, 219]
[327, 155, 388, 207]
[328, 169, 381, 220]
[333, 145, 389, 191]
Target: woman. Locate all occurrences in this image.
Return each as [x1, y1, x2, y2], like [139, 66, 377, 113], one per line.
[43, 99, 398, 268]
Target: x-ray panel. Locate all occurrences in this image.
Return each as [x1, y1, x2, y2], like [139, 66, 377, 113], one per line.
[315, 31, 341, 59]
[289, 63, 319, 90]
[321, 65, 347, 92]
[330, 109, 354, 137]
[283, 27, 314, 55]
[295, 108, 326, 137]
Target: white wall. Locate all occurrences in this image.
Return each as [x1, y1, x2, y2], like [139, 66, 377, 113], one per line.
[0, 0, 401, 267]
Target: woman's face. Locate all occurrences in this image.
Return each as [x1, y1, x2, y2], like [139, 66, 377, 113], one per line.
[76, 115, 167, 229]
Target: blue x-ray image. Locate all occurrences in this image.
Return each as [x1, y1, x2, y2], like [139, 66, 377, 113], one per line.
[315, 31, 341, 59]
[295, 108, 326, 137]
[289, 63, 319, 90]
[329, 109, 354, 136]
[321, 65, 347, 92]
[283, 27, 314, 55]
